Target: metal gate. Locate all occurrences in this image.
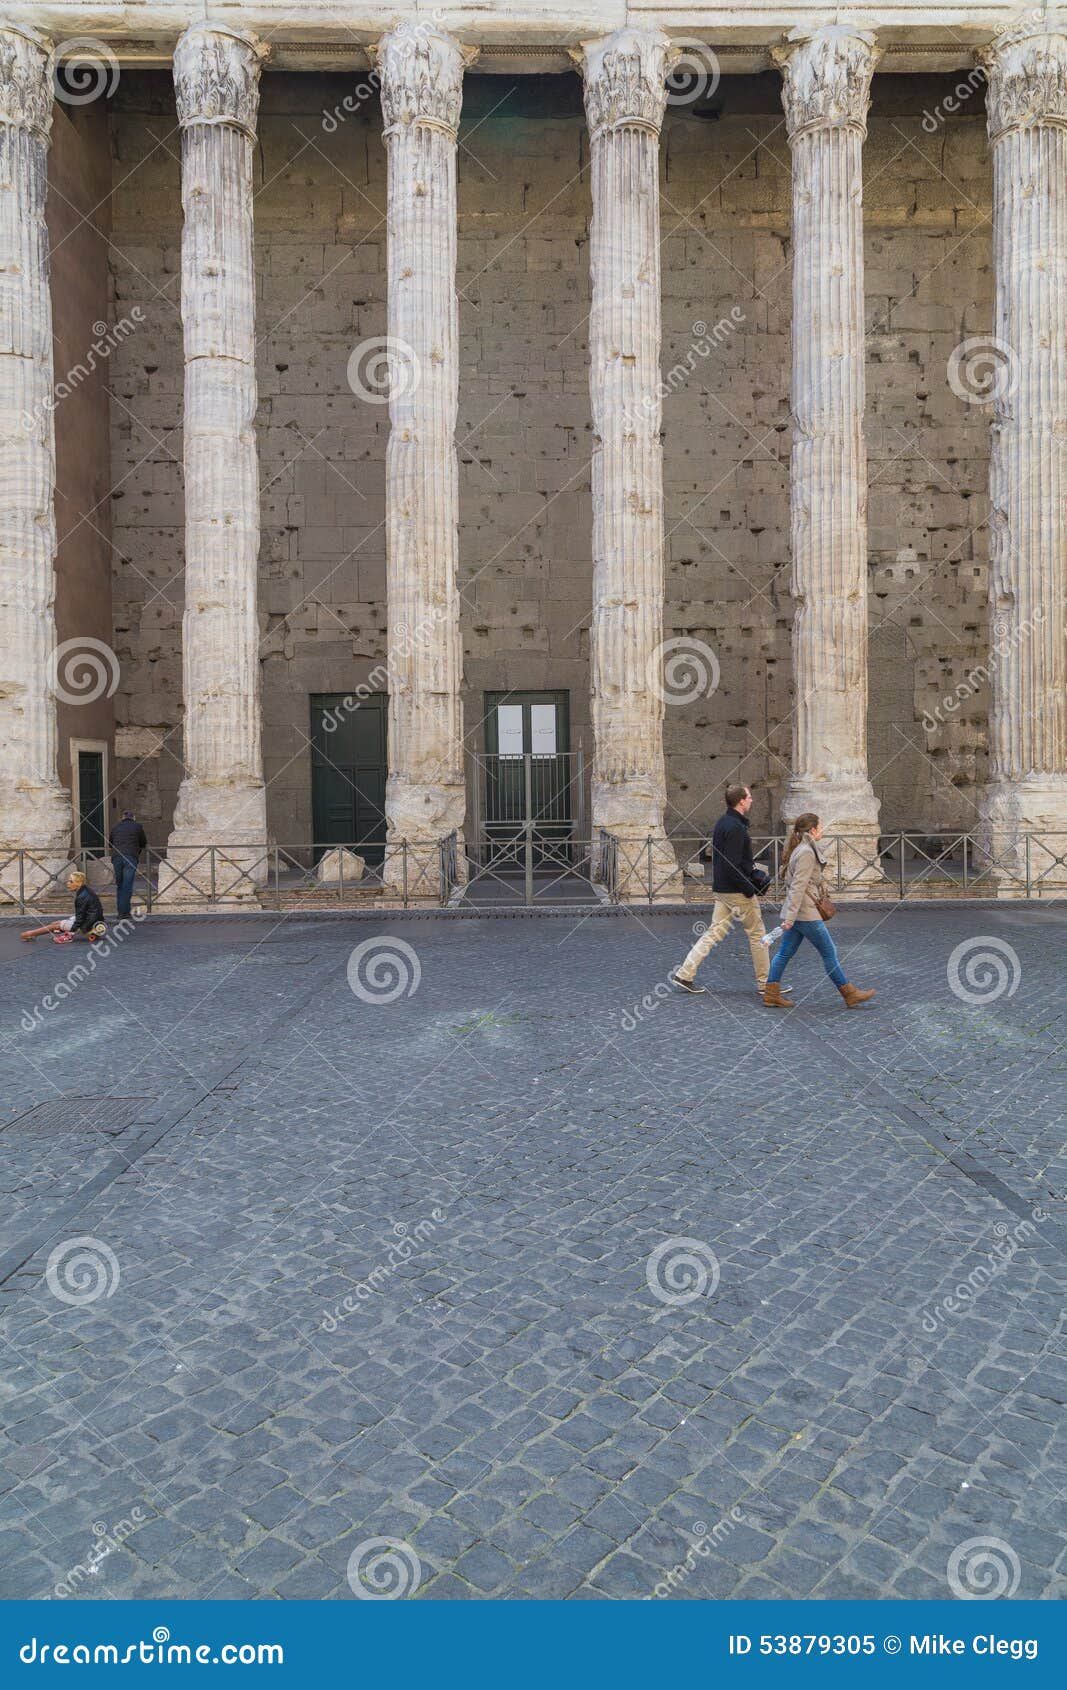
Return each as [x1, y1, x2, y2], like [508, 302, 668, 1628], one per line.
[461, 747, 601, 905]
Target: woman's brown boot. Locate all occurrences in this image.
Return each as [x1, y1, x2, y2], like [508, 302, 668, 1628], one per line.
[839, 983, 875, 1007]
[762, 981, 793, 1007]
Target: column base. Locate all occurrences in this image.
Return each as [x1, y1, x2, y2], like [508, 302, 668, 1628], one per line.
[781, 774, 882, 886]
[978, 777, 1067, 895]
[381, 836, 468, 900]
[591, 775, 681, 900]
[0, 784, 74, 903]
[384, 777, 466, 899]
[156, 781, 269, 902]
[0, 851, 77, 905]
[155, 842, 270, 904]
[601, 832, 683, 902]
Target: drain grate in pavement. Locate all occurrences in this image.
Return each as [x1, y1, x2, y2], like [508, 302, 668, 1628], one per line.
[2, 1097, 153, 1137]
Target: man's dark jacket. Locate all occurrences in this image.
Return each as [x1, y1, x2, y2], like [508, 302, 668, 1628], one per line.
[109, 818, 147, 863]
[72, 885, 105, 934]
[707, 807, 765, 897]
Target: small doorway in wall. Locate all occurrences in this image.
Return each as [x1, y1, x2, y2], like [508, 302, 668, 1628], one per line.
[309, 693, 388, 864]
[71, 740, 108, 856]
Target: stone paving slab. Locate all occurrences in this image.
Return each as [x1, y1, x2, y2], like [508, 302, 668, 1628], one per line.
[0, 907, 1063, 1601]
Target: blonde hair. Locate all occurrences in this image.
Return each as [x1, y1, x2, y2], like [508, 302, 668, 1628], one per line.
[68, 870, 86, 888]
[782, 813, 819, 870]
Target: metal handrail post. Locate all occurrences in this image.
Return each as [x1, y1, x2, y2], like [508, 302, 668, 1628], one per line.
[647, 836, 653, 905]
[18, 849, 25, 915]
[962, 833, 969, 891]
[210, 846, 216, 904]
[524, 755, 534, 903]
[899, 832, 905, 899]
[1025, 832, 1031, 897]
[576, 739, 586, 839]
[403, 841, 409, 908]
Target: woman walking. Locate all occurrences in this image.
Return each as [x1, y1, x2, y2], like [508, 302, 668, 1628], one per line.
[763, 814, 874, 1009]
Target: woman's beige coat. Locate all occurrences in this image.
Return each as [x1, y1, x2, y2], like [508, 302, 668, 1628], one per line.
[780, 837, 830, 925]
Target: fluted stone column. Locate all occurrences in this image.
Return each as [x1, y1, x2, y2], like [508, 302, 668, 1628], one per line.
[0, 21, 72, 898]
[978, 24, 1067, 886]
[775, 27, 881, 874]
[159, 21, 267, 900]
[376, 20, 469, 893]
[579, 27, 679, 899]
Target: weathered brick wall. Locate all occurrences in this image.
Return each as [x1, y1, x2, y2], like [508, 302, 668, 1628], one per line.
[864, 77, 992, 840]
[107, 71, 181, 830]
[656, 72, 992, 841]
[106, 69, 992, 846]
[49, 97, 116, 824]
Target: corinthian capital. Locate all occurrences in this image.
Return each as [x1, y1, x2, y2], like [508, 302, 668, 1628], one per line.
[0, 20, 54, 145]
[578, 27, 672, 139]
[773, 25, 880, 140]
[374, 20, 471, 140]
[980, 25, 1067, 141]
[174, 20, 267, 139]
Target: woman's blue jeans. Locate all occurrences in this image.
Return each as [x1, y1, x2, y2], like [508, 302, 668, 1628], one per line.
[767, 919, 847, 988]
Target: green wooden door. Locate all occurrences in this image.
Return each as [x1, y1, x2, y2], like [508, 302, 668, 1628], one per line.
[310, 694, 387, 863]
[77, 750, 105, 854]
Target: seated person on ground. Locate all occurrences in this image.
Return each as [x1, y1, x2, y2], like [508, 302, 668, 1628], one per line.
[21, 872, 107, 944]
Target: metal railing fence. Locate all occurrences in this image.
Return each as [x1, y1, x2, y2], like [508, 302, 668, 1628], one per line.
[2, 831, 1064, 915]
[617, 830, 1067, 905]
[440, 829, 605, 907]
[0, 841, 444, 916]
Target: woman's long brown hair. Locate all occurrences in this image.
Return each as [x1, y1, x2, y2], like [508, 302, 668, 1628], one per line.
[782, 812, 820, 870]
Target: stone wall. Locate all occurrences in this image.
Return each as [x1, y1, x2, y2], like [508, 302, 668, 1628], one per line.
[105, 69, 992, 846]
[49, 97, 115, 830]
[106, 71, 182, 836]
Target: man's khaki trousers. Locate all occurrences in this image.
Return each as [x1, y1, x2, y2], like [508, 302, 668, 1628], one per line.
[677, 893, 768, 988]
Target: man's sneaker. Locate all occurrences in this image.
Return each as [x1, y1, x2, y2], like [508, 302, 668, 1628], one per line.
[671, 971, 706, 995]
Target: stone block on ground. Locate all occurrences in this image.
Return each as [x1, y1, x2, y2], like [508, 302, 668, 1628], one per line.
[314, 848, 365, 886]
[83, 857, 115, 894]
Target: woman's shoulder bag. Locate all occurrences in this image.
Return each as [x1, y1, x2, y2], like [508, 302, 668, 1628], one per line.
[809, 846, 836, 921]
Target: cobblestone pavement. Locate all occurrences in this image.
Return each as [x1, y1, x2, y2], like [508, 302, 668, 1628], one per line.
[0, 904, 1064, 1601]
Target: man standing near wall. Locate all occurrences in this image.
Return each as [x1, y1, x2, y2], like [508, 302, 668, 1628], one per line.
[671, 785, 777, 999]
[109, 809, 146, 919]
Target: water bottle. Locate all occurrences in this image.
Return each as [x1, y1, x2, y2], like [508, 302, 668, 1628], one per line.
[761, 924, 783, 947]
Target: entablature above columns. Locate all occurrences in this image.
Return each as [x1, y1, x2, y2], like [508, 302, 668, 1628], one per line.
[8, 5, 1048, 75]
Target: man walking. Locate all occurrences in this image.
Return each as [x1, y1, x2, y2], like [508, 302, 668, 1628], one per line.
[109, 809, 147, 919]
[671, 784, 780, 999]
